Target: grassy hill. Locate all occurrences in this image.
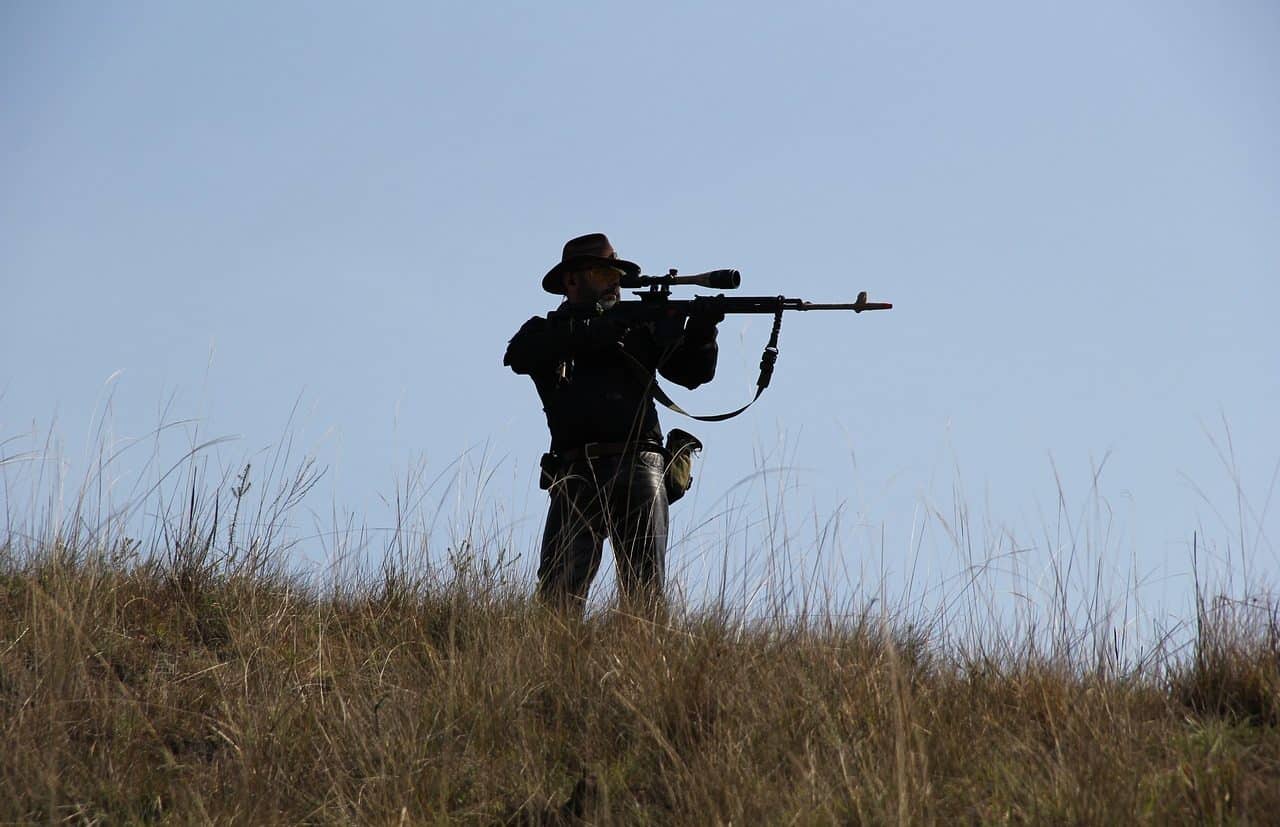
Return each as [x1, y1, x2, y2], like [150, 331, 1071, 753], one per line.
[2, 532, 1278, 824]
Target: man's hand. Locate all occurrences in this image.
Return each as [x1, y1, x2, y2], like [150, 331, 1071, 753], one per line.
[688, 305, 727, 327]
[685, 304, 725, 341]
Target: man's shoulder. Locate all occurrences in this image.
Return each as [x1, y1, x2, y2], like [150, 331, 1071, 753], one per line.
[512, 314, 550, 335]
[512, 302, 575, 333]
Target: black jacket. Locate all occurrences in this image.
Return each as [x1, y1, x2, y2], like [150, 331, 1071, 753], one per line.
[504, 303, 718, 452]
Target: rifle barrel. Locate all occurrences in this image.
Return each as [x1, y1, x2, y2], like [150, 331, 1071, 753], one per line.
[800, 301, 894, 312]
[697, 295, 893, 313]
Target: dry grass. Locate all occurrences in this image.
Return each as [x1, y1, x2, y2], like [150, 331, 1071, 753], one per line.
[2, 535, 1278, 824]
[2, 423, 1278, 824]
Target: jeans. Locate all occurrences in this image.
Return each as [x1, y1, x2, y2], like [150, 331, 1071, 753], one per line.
[537, 449, 669, 613]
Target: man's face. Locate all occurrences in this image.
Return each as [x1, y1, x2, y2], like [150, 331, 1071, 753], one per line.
[565, 265, 623, 307]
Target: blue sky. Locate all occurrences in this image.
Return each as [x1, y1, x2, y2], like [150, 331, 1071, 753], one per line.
[3, 2, 1277, 620]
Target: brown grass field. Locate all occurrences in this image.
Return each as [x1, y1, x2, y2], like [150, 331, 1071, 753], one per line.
[2, 545, 1278, 824]
[2, 447, 1279, 824]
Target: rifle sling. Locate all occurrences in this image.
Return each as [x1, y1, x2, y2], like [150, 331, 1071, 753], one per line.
[620, 307, 784, 424]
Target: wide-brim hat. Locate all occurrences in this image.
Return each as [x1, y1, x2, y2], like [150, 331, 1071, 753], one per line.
[542, 232, 641, 294]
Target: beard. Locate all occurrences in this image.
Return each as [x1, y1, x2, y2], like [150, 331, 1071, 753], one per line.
[586, 283, 621, 309]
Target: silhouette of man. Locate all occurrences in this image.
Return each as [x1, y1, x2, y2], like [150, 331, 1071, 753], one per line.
[504, 233, 722, 613]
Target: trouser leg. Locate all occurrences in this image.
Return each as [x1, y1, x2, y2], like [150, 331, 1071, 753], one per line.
[607, 451, 670, 612]
[537, 470, 606, 612]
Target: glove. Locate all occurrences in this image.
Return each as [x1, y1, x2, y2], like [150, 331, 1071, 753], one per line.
[685, 303, 725, 340]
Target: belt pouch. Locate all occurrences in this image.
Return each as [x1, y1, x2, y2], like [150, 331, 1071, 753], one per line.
[663, 429, 703, 503]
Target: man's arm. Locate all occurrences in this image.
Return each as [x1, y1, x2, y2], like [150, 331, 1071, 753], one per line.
[503, 317, 561, 376]
[503, 314, 630, 376]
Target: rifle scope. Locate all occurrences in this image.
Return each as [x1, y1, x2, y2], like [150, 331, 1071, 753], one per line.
[620, 269, 741, 290]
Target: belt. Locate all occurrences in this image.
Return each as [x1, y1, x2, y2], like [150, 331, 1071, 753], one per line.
[556, 441, 666, 464]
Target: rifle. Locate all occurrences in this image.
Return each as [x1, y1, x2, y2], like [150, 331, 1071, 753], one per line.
[547, 268, 893, 422]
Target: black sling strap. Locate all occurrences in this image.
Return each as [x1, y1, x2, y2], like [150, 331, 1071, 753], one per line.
[622, 306, 785, 423]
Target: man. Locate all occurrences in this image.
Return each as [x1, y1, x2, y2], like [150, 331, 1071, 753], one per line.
[504, 233, 723, 613]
